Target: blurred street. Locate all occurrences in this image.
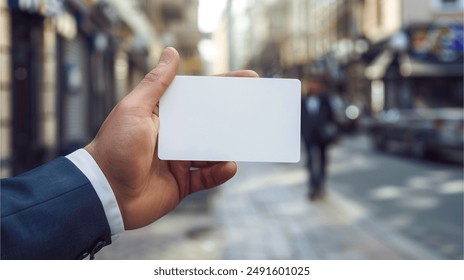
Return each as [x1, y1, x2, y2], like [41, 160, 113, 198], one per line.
[97, 134, 463, 260]
[1, 0, 462, 261]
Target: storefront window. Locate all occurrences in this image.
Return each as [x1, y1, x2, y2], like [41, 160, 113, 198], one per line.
[414, 77, 463, 108]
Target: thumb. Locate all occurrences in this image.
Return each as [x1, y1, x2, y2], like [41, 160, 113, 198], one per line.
[128, 47, 179, 110]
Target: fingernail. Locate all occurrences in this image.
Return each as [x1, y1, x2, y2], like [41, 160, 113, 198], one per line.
[159, 47, 173, 64]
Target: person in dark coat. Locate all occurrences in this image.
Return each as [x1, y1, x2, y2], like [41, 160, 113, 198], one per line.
[301, 76, 339, 201]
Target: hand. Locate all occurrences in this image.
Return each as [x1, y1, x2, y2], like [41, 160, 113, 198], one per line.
[85, 47, 258, 230]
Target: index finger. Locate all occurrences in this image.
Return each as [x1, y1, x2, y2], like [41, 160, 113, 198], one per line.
[216, 70, 260, 78]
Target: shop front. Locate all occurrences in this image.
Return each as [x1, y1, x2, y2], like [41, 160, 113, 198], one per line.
[365, 23, 463, 161]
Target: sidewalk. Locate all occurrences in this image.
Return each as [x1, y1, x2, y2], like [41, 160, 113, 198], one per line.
[213, 146, 440, 260]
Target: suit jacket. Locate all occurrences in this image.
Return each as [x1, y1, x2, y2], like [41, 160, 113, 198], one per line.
[1, 157, 112, 259]
[301, 93, 337, 146]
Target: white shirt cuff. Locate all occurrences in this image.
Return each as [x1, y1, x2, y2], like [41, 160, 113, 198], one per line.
[66, 149, 125, 241]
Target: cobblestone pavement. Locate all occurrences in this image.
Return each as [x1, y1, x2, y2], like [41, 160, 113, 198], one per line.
[98, 135, 451, 260]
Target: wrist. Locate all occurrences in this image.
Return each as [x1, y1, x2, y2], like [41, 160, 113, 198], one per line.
[84, 143, 128, 230]
[67, 148, 125, 237]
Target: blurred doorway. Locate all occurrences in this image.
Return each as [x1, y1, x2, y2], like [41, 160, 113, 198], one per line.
[11, 11, 44, 175]
[56, 33, 91, 156]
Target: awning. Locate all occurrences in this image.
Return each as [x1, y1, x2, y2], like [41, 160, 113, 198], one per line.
[365, 50, 463, 79]
[399, 55, 463, 77]
[364, 49, 394, 80]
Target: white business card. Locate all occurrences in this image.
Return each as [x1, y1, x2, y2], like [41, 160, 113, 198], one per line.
[159, 75, 301, 162]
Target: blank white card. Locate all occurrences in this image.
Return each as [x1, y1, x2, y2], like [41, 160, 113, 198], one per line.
[159, 75, 301, 162]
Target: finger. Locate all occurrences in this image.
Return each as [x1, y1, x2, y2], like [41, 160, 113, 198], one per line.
[153, 103, 159, 117]
[169, 161, 226, 168]
[167, 160, 191, 199]
[189, 162, 237, 193]
[128, 47, 180, 110]
[167, 161, 219, 173]
[216, 70, 259, 78]
[191, 161, 222, 168]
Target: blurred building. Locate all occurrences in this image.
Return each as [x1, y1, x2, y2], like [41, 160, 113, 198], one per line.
[147, 0, 202, 74]
[0, 0, 202, 177]
[225, 0, 463, 112]
[363, 0, 463, 112]
[226, 0, 286, 75]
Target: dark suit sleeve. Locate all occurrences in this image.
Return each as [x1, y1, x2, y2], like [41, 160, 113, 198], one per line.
[1, 157, 112, 259]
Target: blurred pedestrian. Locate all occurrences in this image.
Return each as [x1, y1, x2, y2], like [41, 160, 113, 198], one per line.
[301, 76, 339, 201]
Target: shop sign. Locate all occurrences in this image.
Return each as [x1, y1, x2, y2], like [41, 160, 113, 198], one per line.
[410, 23, 463, 63]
